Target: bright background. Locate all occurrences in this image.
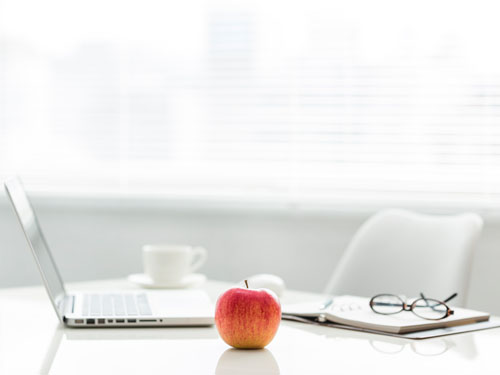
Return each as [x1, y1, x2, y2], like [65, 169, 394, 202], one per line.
[1, 0, 500, 313]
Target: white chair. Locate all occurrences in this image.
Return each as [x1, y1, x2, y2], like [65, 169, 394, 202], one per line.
[324, 209, 483, 306]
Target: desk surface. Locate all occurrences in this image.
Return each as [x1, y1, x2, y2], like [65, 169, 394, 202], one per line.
[0, 279, 498, 374]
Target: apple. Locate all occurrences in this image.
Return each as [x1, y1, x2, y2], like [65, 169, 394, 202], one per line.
[215, 280, 281, 349]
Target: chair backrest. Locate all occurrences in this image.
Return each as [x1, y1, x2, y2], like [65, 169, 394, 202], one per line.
[324, 209, 483, 306]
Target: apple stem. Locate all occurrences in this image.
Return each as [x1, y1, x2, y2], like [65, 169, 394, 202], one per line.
[244, 280, 249, 289]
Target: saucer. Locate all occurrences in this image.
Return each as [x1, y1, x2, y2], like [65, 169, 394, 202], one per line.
[127, 273, 207, 289]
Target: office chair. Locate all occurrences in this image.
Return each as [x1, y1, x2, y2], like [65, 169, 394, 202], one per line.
[324, 209, 483, 306]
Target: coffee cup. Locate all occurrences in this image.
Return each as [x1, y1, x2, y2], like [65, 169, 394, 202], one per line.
[142, 244, 207, 285]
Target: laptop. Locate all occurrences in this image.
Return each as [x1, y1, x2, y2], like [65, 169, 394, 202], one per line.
[4, 177, 214, 327]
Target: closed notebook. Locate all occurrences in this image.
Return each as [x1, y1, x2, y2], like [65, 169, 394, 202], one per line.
[283, 295, 490, 334]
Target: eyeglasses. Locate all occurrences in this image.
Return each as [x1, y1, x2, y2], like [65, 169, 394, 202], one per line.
[369, 292, 457, 320]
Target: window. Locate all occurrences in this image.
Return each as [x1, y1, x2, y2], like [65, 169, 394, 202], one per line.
[1, 0, 499, 208]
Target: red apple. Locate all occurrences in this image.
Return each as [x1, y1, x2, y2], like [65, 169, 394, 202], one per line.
[215, 281, 281, 349]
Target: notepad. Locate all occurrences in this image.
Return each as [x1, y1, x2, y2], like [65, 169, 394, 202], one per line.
[283, 295, 490, 334]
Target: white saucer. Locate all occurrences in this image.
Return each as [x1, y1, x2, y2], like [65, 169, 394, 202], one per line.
[127, 273, 207, 289]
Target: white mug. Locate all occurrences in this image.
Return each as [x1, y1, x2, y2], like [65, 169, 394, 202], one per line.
[142, 244, 207, 284]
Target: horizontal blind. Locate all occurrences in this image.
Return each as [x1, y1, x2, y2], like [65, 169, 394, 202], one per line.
[1, 0, 500, 207]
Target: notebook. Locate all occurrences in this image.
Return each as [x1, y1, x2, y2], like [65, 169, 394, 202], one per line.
[282, 295, 490, 334]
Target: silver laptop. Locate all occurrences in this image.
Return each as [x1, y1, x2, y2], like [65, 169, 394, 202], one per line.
[4, 177, 214, 327]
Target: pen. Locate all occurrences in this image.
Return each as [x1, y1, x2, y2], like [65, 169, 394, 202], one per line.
[319, 297, 333, 310]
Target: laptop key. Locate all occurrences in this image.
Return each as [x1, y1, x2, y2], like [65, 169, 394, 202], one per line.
[82, 294, 90, 316]
[102, 294, 113, 316]
[90, 294, 101, 316]
[112, 295, 126, 316]
[125, 295, 138, 316]
[137, 294, 152, 316]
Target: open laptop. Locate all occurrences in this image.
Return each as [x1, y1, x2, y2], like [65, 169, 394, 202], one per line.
[4, 177, 214, 327]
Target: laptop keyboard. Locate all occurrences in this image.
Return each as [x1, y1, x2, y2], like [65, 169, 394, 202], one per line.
[81, 294, 152, 317]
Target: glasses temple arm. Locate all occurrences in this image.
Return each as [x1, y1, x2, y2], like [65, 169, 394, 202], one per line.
[420, 292, 457, 305]
[443, 293, 458, 304]
[419, 292, 431, 308]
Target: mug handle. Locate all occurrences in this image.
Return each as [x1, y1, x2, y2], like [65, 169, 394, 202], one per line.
[189, 247, 207, 273]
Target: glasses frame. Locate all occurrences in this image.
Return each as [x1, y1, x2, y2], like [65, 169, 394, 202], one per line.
[369, 293, 456, 321]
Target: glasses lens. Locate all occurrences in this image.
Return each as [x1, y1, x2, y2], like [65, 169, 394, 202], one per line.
[371, 295, 404, 314]
[412, 298, 449, 320]
[412, 340, 449, 356]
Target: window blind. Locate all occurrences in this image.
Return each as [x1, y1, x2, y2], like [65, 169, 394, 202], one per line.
[1, 0, 500, 208]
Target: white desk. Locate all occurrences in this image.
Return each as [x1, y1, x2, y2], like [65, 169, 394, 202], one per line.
[0, 279, 498, 374]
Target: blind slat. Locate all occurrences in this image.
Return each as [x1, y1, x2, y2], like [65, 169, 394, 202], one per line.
[1, 0, 500, 207]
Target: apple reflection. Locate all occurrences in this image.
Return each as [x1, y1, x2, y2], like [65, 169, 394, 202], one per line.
[215, 348, 280, 375]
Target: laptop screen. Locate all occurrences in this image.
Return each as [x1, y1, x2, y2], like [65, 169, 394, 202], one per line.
[4, 177, 66, 319]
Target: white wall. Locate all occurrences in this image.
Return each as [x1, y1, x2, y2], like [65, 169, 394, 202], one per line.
[0, 195, 499, 314]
